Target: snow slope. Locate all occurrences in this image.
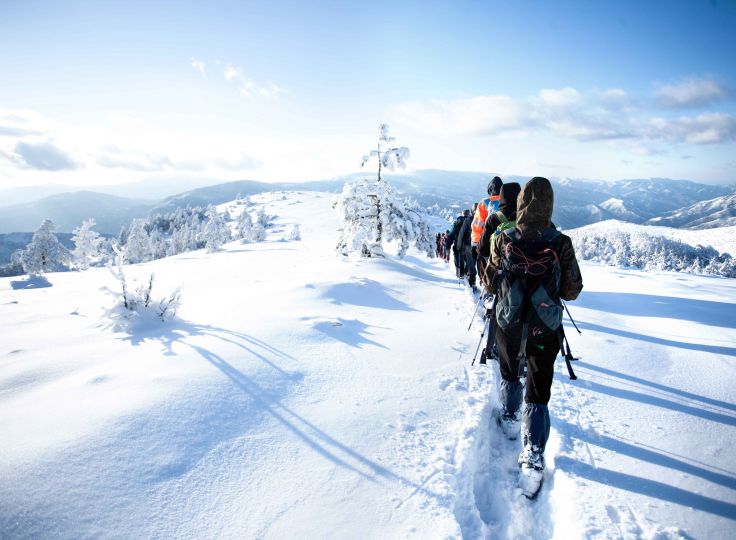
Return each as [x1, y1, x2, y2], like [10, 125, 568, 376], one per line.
[1, 192, 735, 539]
[569, 219, 736, 257]
[646, 193, 736, 230]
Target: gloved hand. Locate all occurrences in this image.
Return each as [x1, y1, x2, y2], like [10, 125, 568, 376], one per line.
[489, 270, 504, 294]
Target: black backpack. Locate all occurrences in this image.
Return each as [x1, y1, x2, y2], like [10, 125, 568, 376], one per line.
[495, 227, 563, 339]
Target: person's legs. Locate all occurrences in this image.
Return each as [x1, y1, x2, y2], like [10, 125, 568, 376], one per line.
[519, 335, 559, 468]
[495, 325, 524, 438]
[465, 245, 477, 286]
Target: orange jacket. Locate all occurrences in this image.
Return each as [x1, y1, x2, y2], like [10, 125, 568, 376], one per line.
[471, 195, 500, 245]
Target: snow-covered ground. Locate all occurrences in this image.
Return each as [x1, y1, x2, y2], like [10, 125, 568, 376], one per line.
[1, 192, 735, 539]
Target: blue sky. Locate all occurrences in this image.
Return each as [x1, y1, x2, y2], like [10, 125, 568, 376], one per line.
[1, 0, 735, 187]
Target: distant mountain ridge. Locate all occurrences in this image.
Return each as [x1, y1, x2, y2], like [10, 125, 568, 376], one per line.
[0, 191, 154, 235]
[645, 193, 736, 229]
[0, 171, 733, 236]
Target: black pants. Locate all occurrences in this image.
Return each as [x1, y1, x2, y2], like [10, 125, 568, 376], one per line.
[496, 324, 559, 404]
[463, 245, 477, 285]
[454, 247, 466, 277]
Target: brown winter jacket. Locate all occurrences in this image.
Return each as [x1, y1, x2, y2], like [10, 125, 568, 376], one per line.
[484, 177, 583, 301]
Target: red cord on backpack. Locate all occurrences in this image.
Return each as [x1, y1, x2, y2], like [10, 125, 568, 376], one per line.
[505, 244, 558, 276]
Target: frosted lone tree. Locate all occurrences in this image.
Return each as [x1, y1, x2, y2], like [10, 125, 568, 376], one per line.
[71, 218, 103, 270]
[203, 205, 230, 252]
[336, 124, 432, 258]
[20, 219, 71, 276]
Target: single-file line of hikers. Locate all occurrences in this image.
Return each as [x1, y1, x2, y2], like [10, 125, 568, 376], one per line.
[438, 175, 584, 499]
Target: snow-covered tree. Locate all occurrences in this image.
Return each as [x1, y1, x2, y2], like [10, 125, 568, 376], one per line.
[202, 205, 230, 252]
[256, 207, 268, 227]
[148, 228, 168, 260]
[335, 124, 432, 258]
[360, 123, 410, 184]
[249, 222, 266, 242]
[125, 219, 152, 264]
[20, 219, 71, 276]
[236, 210, 253, 242]
[71, 219, 103, 270]
[288, 224, 301, 241]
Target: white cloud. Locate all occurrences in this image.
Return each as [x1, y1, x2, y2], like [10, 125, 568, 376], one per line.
[9, 141, 79, 171]
[648, 113, 736, 144]
[239, 80, 286, 98]
[224, 64, 241, 81]
[655, 77, 732, 108]
[219, 63, 285, 98]
[394, 95, 525, 136]
[395, 85, 736, 149]
[537, 87, 581, 107]
[190, 57, 206, 75]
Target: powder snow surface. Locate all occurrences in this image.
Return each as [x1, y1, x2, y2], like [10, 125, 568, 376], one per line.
[1, 192, 735, 539]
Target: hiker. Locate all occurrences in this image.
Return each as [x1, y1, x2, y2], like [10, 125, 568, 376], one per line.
[436, 232, 442, 257]
[478, 182, 521, 286]
[458, 204, 478, 290]
[484, 177, 583, 497]
[443, 230, 451, 262]
[448, 211, 467, 278]
[472, 176, 503, 277]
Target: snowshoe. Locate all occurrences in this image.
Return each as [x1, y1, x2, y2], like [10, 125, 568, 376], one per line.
[496, 409, 521, 440]
[518, 447, 545, 499]
[518, 465, 544, 499]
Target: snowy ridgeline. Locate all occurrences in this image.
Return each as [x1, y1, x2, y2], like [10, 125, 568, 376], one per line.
[567, 220, 736, 278]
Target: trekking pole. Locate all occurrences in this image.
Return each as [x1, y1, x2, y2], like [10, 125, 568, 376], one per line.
[557, 327, 577, 380]
[470, 317, 488, 366]
[563, 302, 581, 335]
[467, 292, 485, 331]
[472, 295, 497, 366]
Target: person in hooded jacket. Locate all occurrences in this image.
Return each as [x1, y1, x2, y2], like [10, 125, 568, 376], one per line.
[484, 177, 583, 479]
[458, 203, 478, 290]
[478, 182, 522, 285]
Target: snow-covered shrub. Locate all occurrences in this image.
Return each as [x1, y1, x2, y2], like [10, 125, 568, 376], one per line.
[0, 250, 24, 278]
[288, 224, 301, 241]
[335, 124, 432, 259]
[103, 243, 181, 331]
[569, 225, 736, 277]
[20, 219, 71, 276]
[202, 205, 230, 252]
[71, 219, 103, 270]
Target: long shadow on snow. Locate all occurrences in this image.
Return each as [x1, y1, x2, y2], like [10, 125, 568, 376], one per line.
[10, 275, 52, 289]
[575, 320, 736, 357]
[575, 291, 736, 330]
[311, 317, 389, 349]
[121, 321, 440, 497]
[579, 362, 736, 413]
[320, 278, 417, 311]
[554, 456, 736, 520]
[375, 257, 459, 287]
[583, 379, 736, 427]
[556, 419, 736, 491]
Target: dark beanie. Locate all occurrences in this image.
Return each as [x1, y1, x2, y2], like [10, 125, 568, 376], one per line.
[498, 182, 522, 220]
[487, 176, 503, 196]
